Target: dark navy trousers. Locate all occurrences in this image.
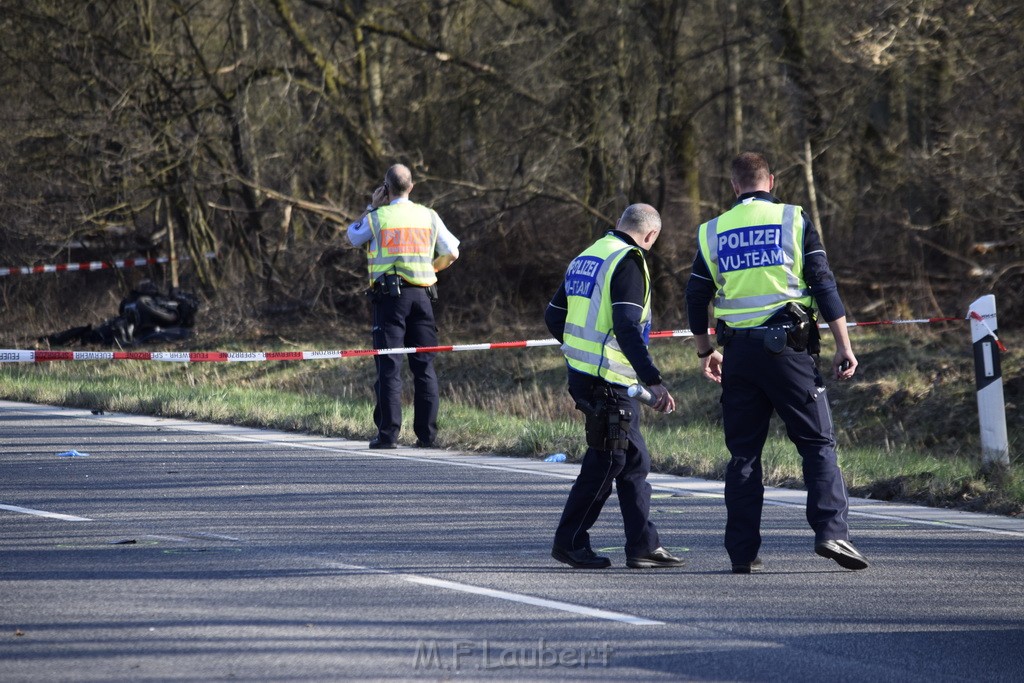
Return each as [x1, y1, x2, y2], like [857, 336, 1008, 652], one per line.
[371, 286, 438, 446]
[720, 337, 850, 564]
[553, 371, 661, 558]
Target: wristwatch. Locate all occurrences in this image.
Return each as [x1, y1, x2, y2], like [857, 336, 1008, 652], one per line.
[696, 348, 715, 359]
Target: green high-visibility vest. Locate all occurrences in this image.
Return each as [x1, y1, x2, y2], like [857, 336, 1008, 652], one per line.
[561, 233, 651, 386]
[366, 202, 439, 286]
[698, 200, 813, 328]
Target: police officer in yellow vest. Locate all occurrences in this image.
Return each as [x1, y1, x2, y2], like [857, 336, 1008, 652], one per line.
[347, 164, 460, 449]
[546, 204, 686, 569]
[686, 152, 868, 573]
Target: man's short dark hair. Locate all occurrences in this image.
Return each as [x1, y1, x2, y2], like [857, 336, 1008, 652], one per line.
[731, 152, 771, 189]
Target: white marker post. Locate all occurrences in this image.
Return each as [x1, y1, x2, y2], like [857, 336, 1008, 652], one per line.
[969, 295, 1009, 468]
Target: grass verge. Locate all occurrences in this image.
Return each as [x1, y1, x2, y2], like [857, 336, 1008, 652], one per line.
[1, 325, 1021, 515]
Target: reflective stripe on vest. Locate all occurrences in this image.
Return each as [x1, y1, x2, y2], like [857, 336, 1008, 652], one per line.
[367, 203, 439, 286]
[561, 233, 651, 386]
[698, 201, 812, 328]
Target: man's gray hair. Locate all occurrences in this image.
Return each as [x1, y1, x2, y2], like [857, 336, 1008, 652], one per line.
[618, 203, 661, 234]
[385, 164, 414, 194]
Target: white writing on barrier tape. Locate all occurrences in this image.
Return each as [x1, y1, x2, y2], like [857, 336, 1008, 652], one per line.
[0, 317, 963, 364]
[0, 351, 35, 363]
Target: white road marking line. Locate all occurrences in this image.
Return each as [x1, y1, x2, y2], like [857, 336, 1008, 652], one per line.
[403, 575, 665, 626]
[324, 561, 663, 625]
[7, 402, 1024, 538]
[0, 503, 91, 521]
[843, 508, 1024, 537]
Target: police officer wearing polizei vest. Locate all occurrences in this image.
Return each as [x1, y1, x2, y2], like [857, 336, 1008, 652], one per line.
[685, 151, 868, 573]
[546, 204, 686, 570]
[347, 164, 460, 449]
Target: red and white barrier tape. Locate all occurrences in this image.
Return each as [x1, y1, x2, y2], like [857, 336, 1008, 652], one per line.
[0, 317, 965, 363]
[0, 252, 216, 278]
[834, 316, 959, 328]
[968, 310, 1008, 352]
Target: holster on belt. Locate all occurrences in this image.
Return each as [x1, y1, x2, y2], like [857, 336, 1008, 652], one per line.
[576, 386, 631, 452]
[784, 302, 820, 353]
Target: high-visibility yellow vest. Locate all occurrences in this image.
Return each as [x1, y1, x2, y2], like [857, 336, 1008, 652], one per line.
[697, 200, 813, 328]
[561, 233, 652, 386]
[366, 202, 439, 286]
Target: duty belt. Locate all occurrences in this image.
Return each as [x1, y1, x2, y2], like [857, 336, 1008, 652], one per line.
[726, 324, 794, 340]
[720, 323, 796, 354]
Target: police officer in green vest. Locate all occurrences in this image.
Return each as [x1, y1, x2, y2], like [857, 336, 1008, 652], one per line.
[347, 164, 460, 449]
[686, 151, 868, 573]
[546, 204, 686, 569]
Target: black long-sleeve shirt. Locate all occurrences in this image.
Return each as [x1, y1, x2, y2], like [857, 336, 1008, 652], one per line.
[545, 230, 662, 386]
[685, 191, 845, 334]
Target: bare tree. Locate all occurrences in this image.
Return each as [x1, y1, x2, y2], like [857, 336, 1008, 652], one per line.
[2, 0, 1024, 337]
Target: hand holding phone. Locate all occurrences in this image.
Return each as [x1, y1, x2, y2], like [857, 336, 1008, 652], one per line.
[371, 184, 389, 209]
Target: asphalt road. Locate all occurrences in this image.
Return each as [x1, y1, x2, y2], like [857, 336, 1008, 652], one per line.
[1, 399, 1022, 682]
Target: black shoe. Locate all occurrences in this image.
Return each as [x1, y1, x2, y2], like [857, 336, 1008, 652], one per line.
[731, 557, 764, 574]
[551, 545, 611, 569]
[415, 439, 435, 448]
[626, 546, 687, 569]
[368, 437, 397, 450]
[815, 539, 869, 570]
